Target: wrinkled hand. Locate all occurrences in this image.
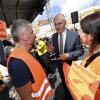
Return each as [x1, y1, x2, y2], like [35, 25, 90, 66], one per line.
[58, 53, 69, 61]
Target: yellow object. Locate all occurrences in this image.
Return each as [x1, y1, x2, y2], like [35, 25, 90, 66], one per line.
[37, 40, 47, 56]
[0, 71, 3, 80]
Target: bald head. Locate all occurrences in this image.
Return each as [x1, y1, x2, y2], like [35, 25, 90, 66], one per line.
[54, 14, 66, 34]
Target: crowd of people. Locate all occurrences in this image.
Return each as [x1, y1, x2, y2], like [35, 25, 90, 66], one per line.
[0, 11, 100, 100]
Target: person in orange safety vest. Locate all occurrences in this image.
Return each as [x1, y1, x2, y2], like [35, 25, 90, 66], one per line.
[8, 19, 52, 100]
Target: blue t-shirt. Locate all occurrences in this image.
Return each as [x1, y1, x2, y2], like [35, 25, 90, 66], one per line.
[8, 58, 34, 88]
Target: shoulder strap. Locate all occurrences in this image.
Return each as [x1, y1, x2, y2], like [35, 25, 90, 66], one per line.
[85, 52, 100, 68]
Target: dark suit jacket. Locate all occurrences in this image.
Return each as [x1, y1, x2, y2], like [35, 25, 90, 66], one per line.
[0, 41, 6, 66]
[51, 29, 84, 65]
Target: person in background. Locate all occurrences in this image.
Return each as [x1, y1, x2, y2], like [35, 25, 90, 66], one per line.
[51, 14, 84, 99]
[79, 11, 100, 100]
[8, 19, 52, 100]
[37, 39, 47, 56]
[0, 41, 7, 66]
[4, 46, 14, 59]
[0, 20, 7, 66]
[0, 20, 19, 100]
[0, 63, 9, 100]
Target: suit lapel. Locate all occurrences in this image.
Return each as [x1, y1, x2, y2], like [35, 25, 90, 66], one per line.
[64, 29, 70, 52]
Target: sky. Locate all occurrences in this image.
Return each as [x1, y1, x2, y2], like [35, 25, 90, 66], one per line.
[33, 0, 100, 22]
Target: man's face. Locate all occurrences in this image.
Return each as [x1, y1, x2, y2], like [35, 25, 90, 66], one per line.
[54, 17, 66, 34]
[24, 25, 36, 46]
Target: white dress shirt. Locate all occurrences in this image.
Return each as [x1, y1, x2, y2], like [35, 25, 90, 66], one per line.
[58, 29, 67, 53]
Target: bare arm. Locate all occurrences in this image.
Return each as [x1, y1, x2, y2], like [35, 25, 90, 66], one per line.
[16, 81, 34, 100]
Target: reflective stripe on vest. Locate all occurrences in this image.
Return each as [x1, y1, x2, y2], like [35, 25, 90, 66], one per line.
[32, 78, 51, 97]
[42, 85, 51, 100]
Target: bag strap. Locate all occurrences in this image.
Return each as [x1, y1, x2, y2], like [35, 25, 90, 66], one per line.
[85, 52, 100, 68]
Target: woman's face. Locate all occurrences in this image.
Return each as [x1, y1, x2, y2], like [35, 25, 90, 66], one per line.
[79, 29, 92, 46]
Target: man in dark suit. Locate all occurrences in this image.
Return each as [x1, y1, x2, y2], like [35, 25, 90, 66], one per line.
[51, 14, 84, 99]
[51, 14, 84, 65]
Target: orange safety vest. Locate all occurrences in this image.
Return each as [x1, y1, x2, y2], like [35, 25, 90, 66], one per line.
[0, 21, 7, 40]
[8, 48, 52, 100]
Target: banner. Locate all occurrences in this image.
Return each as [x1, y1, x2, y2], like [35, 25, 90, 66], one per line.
[65, 62, 100, 100]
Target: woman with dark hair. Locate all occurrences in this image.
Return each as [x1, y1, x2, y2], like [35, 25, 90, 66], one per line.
[80, 11, 100, 76]
[79, 11, 100, 100]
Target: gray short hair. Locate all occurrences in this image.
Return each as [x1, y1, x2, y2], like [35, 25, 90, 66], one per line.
[11, 19, 30, 42]
[54, 14, 66, 22]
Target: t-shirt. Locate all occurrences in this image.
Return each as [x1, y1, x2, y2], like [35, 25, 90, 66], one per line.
[8, 58, 34, 88]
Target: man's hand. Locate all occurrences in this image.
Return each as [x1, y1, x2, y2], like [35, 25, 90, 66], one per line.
[58, 53, 69, 61]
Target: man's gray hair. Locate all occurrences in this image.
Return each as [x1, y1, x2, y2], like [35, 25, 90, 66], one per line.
[54, 14, 66, 22]
[10, 19, 30, 42]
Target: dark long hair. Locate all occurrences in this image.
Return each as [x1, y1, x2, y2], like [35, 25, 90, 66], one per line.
[80, 11, 100, 54]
